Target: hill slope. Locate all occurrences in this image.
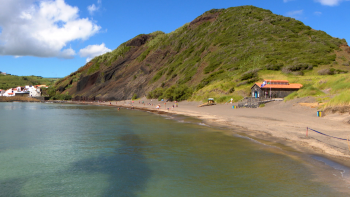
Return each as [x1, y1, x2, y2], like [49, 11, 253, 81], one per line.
[54, 6, 350, 102]
[0, 75, 57, 90]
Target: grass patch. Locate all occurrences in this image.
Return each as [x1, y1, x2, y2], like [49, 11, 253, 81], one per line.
[325, 90, 350, 107]
[284, 85, 324, 101]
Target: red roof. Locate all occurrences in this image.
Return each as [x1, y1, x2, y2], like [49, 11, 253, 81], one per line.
[263, 79, 289, 83]
[255, 82, 303, 89]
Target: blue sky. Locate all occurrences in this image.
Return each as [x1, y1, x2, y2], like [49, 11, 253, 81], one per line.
[0, 0, 349, 78]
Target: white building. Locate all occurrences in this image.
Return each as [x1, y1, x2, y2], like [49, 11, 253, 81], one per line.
[26, 85, 42, 97]
[3, 88, 17, 96]
[0, 85, 45, 97]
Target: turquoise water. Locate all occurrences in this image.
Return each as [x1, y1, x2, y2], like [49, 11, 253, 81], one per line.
[0, 102, 346, 196]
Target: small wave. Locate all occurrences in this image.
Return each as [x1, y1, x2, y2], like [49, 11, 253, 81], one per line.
[233, 134, 281, 149]
[198, 123, 208, 127]
[160, 115, 173, 119]
[311, 155, 350, 180]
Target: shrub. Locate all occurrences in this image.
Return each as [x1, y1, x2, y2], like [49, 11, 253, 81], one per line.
[160, 85, 193, 101]
[52, 93, 72, 100]
[229, 87, 235, 93]
[240, 69, 260, 81]
[318, 68, 334, 75]
[266, 63, 284, 71]
[147, 87, 164, 99]
[318, 68, 348, 75]
[132, 93, 138, 100]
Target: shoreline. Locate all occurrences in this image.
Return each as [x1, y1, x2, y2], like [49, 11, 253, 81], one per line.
[68, 99, 350, 165]
[9, 99, 350, 192]
[69, 99, 350, 192]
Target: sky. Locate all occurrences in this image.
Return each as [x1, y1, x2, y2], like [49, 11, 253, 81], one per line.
[0, 0, 349, 78]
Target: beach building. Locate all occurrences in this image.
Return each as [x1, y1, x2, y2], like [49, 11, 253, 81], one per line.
[251, 80, 303, 98]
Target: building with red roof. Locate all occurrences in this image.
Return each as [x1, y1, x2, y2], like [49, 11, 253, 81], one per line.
[251, 79, 303, 98]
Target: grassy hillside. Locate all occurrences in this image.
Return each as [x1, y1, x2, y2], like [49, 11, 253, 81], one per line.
[0, 75, 58, 90]
[53, 6, 350, 104]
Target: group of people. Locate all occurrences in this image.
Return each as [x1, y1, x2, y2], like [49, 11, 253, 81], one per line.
[100, 99, 180, 111]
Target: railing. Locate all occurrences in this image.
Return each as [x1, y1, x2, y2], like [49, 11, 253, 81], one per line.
[237, 97, 275, 108]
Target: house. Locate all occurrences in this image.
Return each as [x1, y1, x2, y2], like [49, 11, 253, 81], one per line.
[251, 79, 303, 98]
[26, 85, 42, 97]
[3, 88, 16, 96]
[1, 84, 45, 97]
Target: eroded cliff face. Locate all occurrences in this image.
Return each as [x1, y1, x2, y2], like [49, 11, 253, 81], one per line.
[58, 34, 174, 101]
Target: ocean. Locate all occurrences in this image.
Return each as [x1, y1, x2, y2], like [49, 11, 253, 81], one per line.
[0, 102, 347, 196]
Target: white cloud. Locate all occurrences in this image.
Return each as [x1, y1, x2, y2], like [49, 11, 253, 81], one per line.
[60, 48, 76, 59]
[79, 43, 111, 62]
[88, 0, 102, 15]
[314, 11, 322, 16]
[286, 10, 303, 19]
[314, 0, 349, 6]
[283, 0, 295, 2]
[0, 0, 101, 58]
[88, 4, 97, 15]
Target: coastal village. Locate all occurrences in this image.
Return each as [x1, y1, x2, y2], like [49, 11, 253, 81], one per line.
[0, 85, 47, 97]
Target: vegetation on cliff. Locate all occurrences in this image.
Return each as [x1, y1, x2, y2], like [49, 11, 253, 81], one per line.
[53, 6, 350, 104]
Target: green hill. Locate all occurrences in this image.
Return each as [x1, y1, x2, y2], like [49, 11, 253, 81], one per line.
[53, 6, 350, 104]
[0, 75, 58, 90]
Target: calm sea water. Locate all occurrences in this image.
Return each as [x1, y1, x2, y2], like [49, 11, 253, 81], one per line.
[0, 102, 346, 196]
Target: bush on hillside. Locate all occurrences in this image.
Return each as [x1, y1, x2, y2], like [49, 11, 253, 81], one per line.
[158, 85, 193, 101]
[282, 63, 313, 74]
[318, 68, 348, 75]
[153, 85, 193, 101]
[265, 63, 284, 70]
[240, 69, 260, 81]
[51, 93, 72, 100]
[147, 87, 164, 99]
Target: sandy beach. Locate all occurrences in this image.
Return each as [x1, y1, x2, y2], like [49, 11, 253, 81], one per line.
[73, 98, 350, 166]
